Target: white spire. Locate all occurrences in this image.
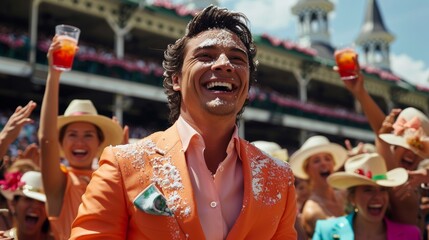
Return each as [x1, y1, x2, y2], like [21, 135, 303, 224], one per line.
[291, 0, 334, 48]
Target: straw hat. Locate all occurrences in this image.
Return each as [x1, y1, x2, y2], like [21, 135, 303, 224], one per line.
[379, 107, 429, 158]
[327, 153, 408, 190]
[58, 99, 123, 157]
[0, 171, 46, 202]
[289, 135, 347, 179]
[251, 140, 288, 162]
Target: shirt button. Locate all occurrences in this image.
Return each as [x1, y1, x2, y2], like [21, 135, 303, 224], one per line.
[210, 201, 217, 208]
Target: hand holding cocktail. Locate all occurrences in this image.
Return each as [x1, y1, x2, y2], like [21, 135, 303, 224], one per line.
[334, 48, 360, 80]
[52, 24, 80, 71]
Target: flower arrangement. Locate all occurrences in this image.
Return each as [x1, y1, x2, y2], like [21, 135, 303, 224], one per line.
[0, 171, 24, 191]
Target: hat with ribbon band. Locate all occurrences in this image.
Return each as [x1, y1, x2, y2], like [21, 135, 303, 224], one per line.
[58, 99, 123, 157]
[379, 107, 429, 158]
[327, 153, 408, 190]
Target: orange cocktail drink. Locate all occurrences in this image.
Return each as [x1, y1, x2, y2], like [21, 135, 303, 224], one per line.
[53, 24, 80, 71]
[334, 48, 358, 80]
[53, 36, 78, 71]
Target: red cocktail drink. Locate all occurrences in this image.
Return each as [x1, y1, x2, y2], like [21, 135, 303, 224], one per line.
[335, 48, 358, 80]
[53, 36, 78, 71]
[53, 25, 80, 71]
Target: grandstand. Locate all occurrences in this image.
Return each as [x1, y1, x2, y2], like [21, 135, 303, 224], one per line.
[1, 0, 428, 153]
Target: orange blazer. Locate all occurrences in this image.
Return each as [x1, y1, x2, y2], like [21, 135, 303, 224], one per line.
[70, 124, 297, 239]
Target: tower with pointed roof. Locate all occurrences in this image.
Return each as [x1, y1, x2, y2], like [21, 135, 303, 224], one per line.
[291, 0, 335, 59]
[355, 0, 394, 71]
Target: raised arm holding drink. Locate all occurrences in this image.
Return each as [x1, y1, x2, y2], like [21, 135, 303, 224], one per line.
[52, 24, 80, 71]
[334, 48, 359, 80]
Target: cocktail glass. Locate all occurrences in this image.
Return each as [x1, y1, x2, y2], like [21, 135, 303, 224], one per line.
[53, 24, 80, 71]
[334, 48, 359, 80]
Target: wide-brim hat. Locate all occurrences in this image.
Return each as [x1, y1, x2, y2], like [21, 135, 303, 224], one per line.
[379, 107, 429, 158]
[289, 135, 348, 179]
[58, 99, 123, 157]
[328, 153, 408, 190]
[251, 140, 288, 162]
[0, 171, 46, 202]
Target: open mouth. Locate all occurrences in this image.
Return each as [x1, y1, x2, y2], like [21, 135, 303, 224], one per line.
[401, 158, 414, 169]
[72, 149, 88, 158]
[25, 213, 40, 225]
[206, 82, 233, 92]
[367, 203, 383, 216]
[320, 171, 331, 178]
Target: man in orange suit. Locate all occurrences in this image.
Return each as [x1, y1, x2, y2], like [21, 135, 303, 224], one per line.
[70, 5, 297, 239]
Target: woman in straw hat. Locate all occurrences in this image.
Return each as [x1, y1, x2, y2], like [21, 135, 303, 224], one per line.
[0, 170, 53, 239]
[289, 135, 348, 238]
[38, 37, 124, 239]
[313, 153, 421, 240]
[377, 107, 429, 233]
[335, 52, 429, 231]
[0, 158, 40, 231]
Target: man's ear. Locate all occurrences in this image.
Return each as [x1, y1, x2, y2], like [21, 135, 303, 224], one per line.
[172, 74, 181, 91]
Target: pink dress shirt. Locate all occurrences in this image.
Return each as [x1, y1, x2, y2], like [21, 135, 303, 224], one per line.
[177, 117, 244, 240]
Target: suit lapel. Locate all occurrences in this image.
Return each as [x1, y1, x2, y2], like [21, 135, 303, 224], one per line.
[149, 124, 205, 239]
[227, 139, 259, 239]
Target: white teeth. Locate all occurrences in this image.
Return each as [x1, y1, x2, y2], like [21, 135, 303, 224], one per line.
[403, 158, 413, 163]
[27, 213, 38, 217]
[369, 204, 382, 208]
[74, 149, 86, 153]
[207, 82, 232, 90]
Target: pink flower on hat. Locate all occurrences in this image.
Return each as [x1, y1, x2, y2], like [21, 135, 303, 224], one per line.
[393, 116, 422, 135]
[0, 172, 25, 191]
[393, 116, 429, 152]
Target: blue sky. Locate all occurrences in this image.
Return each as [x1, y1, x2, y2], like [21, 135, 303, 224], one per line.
[169, 0, 429, 87]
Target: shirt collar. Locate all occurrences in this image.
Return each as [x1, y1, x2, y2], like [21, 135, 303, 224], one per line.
[176, 116, 241, 155]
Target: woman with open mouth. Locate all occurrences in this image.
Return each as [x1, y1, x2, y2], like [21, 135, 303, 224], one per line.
[289, 135, 348, 238]
[313, 153, 421, 240]
[0, 171, 53, 239]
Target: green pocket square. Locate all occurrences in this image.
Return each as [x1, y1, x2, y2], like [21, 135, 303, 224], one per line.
[133, 183, 173, 216]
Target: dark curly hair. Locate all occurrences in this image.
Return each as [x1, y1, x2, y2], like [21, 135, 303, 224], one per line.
[162, 5, 258, 124]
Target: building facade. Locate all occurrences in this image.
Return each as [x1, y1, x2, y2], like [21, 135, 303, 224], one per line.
[0, 0, 428, 152]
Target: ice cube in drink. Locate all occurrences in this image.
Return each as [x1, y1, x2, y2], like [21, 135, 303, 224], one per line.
[53, 36, 78, 71]
[335, 48, 358, 80]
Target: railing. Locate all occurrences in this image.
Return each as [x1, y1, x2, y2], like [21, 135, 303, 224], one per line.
[0, 24, 369, 129]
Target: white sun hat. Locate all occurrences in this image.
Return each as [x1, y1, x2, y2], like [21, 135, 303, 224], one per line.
[0, 171, 46, 202]
[379, 107, 429, 158]
[251, 140, 288, 162]
[289, 135, 348, 179]
[327, 153, 408, 190]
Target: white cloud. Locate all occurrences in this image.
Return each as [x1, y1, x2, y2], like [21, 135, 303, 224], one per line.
[391, 53, 429, 87]
[219, 0, 298, 39]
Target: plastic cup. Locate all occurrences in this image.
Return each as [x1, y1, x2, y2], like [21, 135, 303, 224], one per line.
[334, 48, 359, 80]
[53, 24, 80, 71]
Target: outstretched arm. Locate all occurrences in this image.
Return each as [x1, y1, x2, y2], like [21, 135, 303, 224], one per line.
[0, 101, 37, 162]
[334, 50, 386, 133]
[376, 109, 402, 170]
[38, 36, 67, 216]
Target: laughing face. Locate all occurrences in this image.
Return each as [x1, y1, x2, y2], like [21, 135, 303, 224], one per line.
[173, 29, 250, 125]
[12, 196, 47, 237]
[351, 185, 389, 223]
[305, 152, 335, 182]
[61, 122, 101, 169]
[393, 146, 423, 171]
